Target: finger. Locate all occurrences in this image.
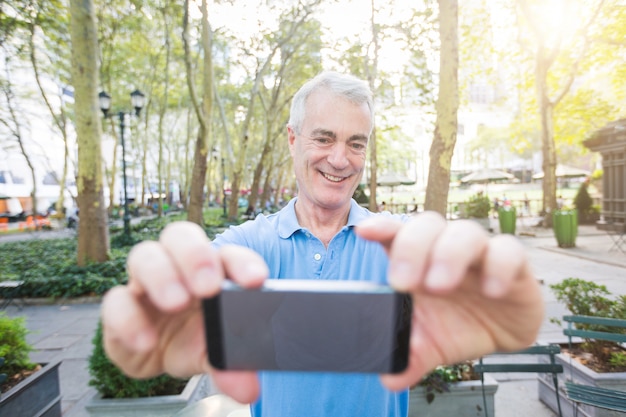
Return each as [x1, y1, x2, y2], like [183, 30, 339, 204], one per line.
[159, 221, 225, 297]
[212, 370, 260, 404]
[101, 286, 159, 375]
[422, 219, 490, 294]
[481, 234, 527, 298]
[385, 212, 447, 291]
[127, 239, 191, 311]
[219, 245, 269, 288]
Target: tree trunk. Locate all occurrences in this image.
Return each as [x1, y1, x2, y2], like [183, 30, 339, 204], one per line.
[188, 126, 208, 224]
[537, 54, 557, 225]
[424, 0, 459, 217]
[183, 0, 213, 225]
[70, 0, 110, 265]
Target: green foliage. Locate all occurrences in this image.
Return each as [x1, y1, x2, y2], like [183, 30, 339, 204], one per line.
[550, 278, 626, 366]
[0, 313, 37, 385]
[88, 321, 187, 398]
[573, 182, 593, 215]
[0, 215, 231, 300]
[0, 238, 127, 299]
[591, 169, 603, 181]
[466, 193, 491, 218]
[415, 360, 476, 404]
[609, 352, 626, 368]
[549, 278, 621, 318]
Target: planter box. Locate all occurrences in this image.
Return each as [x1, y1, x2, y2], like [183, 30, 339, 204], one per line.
[0, 360, 62, 417]
[409, 374, 498, 417]
[85, 374, 212, 417]
[538, 352, 626, 417]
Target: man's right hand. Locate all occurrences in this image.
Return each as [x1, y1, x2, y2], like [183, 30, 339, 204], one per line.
[100, 221, 269, 403]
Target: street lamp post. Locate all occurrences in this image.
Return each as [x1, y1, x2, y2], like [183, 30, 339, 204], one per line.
[98, 89, 145, 240]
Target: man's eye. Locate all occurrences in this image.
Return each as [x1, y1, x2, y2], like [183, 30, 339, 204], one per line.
[350, 142, 366, 151]
[314, 137, 331, 144]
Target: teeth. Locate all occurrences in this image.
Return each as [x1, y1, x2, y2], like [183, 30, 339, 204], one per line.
[323, 173, 344, 182]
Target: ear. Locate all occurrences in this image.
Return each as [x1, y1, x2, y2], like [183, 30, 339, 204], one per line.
[287, 125, 297, 156]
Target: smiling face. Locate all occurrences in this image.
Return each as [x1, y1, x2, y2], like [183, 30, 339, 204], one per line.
[288, 88, 372, 213]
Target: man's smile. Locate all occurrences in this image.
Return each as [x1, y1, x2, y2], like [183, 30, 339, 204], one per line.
[321, 172, 347, 183]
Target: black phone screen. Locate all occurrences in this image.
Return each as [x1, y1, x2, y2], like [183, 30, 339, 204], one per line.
[202, 280, 412, 374]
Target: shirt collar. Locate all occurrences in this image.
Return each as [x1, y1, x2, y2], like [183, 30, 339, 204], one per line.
[277, 198, 370, 239]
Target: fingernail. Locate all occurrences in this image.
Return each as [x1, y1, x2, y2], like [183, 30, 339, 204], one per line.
[389, 261, 414, 290]
[425, 263, 450, 291]
[163, 282, 188, 307]
[245, 262, 269, 279]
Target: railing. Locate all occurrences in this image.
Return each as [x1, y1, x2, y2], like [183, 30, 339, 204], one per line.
[385, 197, 602, 220]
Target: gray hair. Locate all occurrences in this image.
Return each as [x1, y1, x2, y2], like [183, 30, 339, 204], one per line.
[288, 71, 374, 134]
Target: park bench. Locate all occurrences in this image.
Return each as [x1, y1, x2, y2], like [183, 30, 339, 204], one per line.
[475, 344, 564, 417]
[0, 280, 24, 310]
[562, 314, 626, 413]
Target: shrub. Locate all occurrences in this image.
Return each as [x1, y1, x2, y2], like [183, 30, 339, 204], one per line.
[466, 193, 491, 218]
[574, 182, 593, 212]
[88, 321, 187, 398]
[352, 184, 369, 205]
[413, 360, 477, 404]
[550, 277, 626, 366]
[550, 277, 618, 318]
[0, 313, 37, 392]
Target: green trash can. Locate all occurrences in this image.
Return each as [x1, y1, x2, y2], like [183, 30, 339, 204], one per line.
[553, 209, 578, 248]
[498, 207, 516, 234]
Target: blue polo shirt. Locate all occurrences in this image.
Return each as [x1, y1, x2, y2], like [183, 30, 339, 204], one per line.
[212, 198, 409, 417]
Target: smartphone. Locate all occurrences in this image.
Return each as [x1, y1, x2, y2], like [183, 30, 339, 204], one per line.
[202, 279, 412, 374]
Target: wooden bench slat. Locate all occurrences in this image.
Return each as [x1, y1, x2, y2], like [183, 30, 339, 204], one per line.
[496, 345, 562, 355]
[563, 315, 626, 329]
[564, 328, 626, 344]
[565, 382, 626, 412]
[566, 382, 626, 399]
[474, 363, 563, 374]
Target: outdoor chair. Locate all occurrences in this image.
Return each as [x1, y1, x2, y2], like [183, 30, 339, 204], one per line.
[475, 344, 564, 417]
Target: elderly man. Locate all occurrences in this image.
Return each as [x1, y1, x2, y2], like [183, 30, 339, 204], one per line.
[102, 71, 543, 417]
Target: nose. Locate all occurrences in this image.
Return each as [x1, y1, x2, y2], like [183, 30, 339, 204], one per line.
[327, 143, 350, 170]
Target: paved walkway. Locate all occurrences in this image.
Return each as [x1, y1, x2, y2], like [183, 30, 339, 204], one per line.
[2, 220, 625, 416]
